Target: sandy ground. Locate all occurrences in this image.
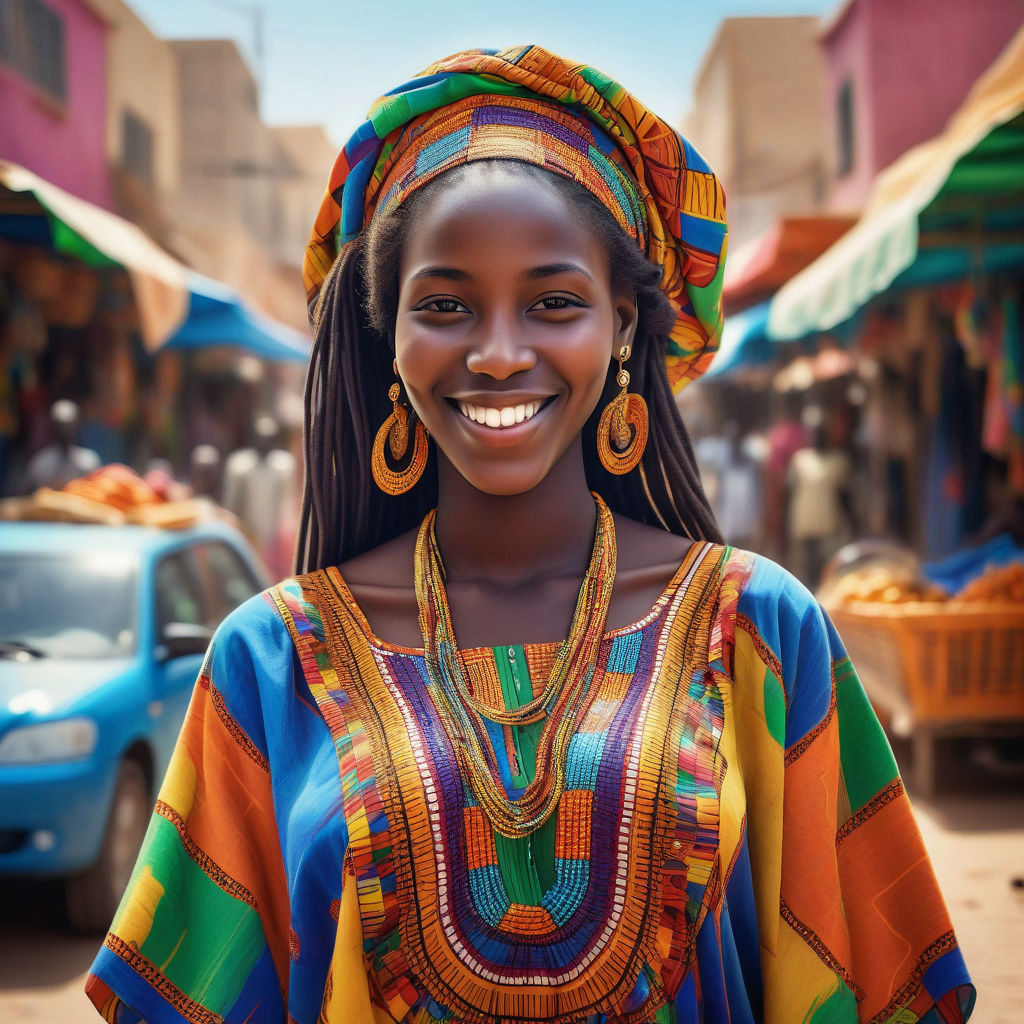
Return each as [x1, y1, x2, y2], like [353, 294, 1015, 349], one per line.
[0, 745, 1021, 1022]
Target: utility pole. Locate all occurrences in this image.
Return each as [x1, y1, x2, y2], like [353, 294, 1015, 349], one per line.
[207, 0, 265, 101]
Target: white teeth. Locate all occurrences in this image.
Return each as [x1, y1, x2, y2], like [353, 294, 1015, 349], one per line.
[456, 399, 547, 428]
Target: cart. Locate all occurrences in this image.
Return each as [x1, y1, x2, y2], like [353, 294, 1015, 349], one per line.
[830, 602, 1024, 796]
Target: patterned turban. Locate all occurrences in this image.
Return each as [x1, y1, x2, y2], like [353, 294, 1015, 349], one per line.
[304, 45, 728, 392]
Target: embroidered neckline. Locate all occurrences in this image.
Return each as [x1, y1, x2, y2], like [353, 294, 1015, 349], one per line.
[326, 541, 712, 658]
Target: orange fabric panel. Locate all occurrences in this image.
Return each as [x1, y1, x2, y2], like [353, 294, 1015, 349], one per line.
[837, 796, 957, 1019]
[176, 677, 292, 990]
[779, 716, 853, 977]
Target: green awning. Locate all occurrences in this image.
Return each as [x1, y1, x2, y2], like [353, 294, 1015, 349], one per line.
[0, 159, 189, 346]
[768, 28, 1024, 341]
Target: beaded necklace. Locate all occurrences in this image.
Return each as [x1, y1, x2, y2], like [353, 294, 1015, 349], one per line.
[414, 494, 616, 839]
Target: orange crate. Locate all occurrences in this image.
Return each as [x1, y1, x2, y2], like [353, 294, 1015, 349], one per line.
[830, 603, 1024, 727]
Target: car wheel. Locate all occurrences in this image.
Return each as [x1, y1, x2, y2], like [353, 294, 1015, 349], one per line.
[66, 758, 150, 934]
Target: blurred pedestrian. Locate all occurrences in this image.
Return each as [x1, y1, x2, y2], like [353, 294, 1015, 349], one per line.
[188, 443, 223, 501]
[20, 399, 100, 492]
[764, 390, 809, 560]
[787, 407, 854, 587]
[222, 416, 297, 577]
[715, 421, 762, 550]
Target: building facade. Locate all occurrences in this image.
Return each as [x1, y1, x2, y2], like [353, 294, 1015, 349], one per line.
[102, 0, 181, 249]
[685, 17, 830, 247]
[822, 0, 1024, 211]
[0, 0, 112, 207]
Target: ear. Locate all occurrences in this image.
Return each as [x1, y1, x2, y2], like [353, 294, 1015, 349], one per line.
[612, 293, 639, 353]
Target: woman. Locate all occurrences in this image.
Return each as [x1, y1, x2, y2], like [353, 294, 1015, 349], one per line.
[86, 47, 973, 1024]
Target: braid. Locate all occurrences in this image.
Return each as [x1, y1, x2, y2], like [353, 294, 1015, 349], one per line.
[296, 160, 721, 573]
[296, 239, 436, 573]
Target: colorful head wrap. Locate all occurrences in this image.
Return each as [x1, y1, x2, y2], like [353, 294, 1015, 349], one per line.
[304, 45, 729, 392]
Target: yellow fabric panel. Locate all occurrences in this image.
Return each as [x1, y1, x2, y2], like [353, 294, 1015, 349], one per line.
[730, 629, 785, 955]
[763, 917, 846, 1024]
[158, 744, 197, 818]
[320, 872, 376, 1024]
[111, 864, 164, 947]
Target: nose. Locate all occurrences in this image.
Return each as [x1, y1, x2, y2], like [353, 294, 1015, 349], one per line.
[465, 315, 536, 380]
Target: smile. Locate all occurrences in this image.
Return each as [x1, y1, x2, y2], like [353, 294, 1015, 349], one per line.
[455, 399, 549, 429]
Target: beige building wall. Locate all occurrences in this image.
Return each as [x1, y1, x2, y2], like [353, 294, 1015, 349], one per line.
[271, 124, 336, 270]
[170, 39, 282, 252]
[166, 39, 308, 329]
[686, 17, 829, 246]
[102, 0, 181, 245]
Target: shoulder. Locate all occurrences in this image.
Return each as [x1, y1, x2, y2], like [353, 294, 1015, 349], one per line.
[202, 589, 301, 729]
[211, 587, 295, 657]
[728, 551, 839, 744]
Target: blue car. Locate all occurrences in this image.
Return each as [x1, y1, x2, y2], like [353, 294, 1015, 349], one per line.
[0, 519, 267, 931]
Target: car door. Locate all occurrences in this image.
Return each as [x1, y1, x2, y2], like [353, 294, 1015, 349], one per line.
[150, 547, 209, 771]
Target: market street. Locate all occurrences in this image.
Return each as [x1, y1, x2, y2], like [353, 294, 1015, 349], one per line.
[1, 764, 1021, 1022]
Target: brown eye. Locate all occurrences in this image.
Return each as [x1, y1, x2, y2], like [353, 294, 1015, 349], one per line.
[416, 298, 468, 314]
[530, 295, 583, 312]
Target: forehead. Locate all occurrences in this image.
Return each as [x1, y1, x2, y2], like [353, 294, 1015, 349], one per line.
[399, 164, 607, 269]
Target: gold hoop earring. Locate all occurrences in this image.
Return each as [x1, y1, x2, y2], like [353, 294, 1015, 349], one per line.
[372, 382, 429, 494]
[597, 345, 648, 475]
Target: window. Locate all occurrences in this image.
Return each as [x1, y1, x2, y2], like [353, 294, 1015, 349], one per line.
[0, 0, 66, 103]
[192, 542, 261, 622]
[155, 550, 206, 632]
[0, 0, 17, 68]
[836, 79, 855, 178]
[122, 110, 154, 186]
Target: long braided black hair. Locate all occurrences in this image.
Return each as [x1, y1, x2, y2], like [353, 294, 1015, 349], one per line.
[295, 161, 721, 573]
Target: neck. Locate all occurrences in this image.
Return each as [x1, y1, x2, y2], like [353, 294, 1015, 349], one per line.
[433, 440, 598, 586]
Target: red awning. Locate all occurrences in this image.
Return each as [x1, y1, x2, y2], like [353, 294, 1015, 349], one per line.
[722, 216, 856, 312]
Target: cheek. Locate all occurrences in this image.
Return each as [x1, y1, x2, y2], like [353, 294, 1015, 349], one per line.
[392, 325, 454, 408]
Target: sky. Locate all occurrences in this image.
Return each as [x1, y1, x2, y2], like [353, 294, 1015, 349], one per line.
[128, 0, 837, 147]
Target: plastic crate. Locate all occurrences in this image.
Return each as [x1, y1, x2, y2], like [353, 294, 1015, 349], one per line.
[830, 603, 1024, 728]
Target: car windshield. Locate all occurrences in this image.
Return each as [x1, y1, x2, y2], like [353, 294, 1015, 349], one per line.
[0, 551, 139, 659]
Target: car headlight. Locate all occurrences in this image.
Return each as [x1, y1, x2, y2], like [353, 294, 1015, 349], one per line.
[0, 718, 98, 764]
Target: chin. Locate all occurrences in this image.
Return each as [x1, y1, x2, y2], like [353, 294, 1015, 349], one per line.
[443, 457, 558, 498]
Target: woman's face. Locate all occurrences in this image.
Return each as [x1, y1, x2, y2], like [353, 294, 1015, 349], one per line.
[394, 164, 637, 497]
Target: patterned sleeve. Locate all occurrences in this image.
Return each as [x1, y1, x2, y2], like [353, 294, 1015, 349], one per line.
[732, 556, 975, 1024]
[85, 597, 294, 1023]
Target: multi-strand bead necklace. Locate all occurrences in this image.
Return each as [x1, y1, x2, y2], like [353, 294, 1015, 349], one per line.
[414, 495, 616, 839]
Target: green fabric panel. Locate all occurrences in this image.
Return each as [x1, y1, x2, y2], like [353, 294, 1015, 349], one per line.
[803, 981, 858, 1024]
[763, 666, 786, 747]
[495, 647, 529, 788]
[834, 658, 899, 813]
[686, 241, 727, 334]
[492, 645, 556, 901]
[46, 214, 119, 267]
[653, 1000, 676, 1023]
[129, 815, 266, 1013]
[369, 77, 531, 137]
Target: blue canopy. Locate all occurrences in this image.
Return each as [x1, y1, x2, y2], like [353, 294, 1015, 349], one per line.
[163, 274, 311, 364]
[704, 302, 773, 379]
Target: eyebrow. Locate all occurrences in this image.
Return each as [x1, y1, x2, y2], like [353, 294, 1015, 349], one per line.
[409, 262, 595, 284]
[521, 262, 595, 283]
[410, 266, 471, 282]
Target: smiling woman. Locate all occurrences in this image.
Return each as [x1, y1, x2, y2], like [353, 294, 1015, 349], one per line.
[86, 45, 974, 1024]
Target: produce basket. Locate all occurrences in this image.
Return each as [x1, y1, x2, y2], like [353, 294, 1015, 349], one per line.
[831, 602, 1024, 729]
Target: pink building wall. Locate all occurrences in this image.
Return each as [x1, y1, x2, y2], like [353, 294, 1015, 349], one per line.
[0, 0, 111, 208]
[824, 0, 1023, 211]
